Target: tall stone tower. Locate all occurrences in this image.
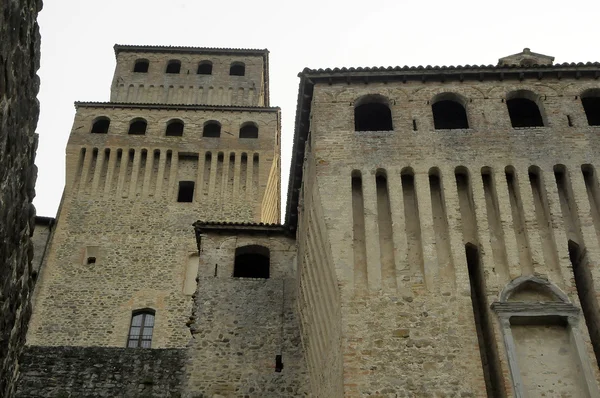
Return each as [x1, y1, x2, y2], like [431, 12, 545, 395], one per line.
[19, 46, 600, 397]
[27, 45, 281, 351]
[288, 48, 600, 396]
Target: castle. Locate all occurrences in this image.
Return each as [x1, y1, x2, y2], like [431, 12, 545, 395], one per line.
[15, 45, 600, 397]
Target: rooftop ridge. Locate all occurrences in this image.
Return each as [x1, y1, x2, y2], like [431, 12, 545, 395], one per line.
[299, 61, 600, 75]
[114, 44, 269, 57]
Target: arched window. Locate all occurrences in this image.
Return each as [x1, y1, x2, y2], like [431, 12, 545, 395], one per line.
[432, 93, 469, 129]
[233, 245, 270, 278]
[581, 89, 600, 126]
[165, 119, 184, 136]
[197, 61, 212, 75]
[127, 309, 155, 348]
[239, 122, 258, 138]
[133, 59, 149, 73]
[166, 60, 181, 74]
[506, 91, 544, 128]
[203, 121, 221, 137]
[354, 95, 393, 131]
[229, 62, 245, 76]
[128, 118, 147, 135]
[91, 117, 110, 134]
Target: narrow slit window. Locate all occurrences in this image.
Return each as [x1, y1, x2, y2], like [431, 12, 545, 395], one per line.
[177, 181, 195, 202]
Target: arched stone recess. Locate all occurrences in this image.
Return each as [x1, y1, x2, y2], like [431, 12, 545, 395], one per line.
[492, 275, 600, 397]
[344, 87, 398, 105]
[183, 253, 200, 295]
[485, 83, 559, 100]
[213, 236, 294, 278]
[559, 82, 600, 97]
[410, 85, 485, 102]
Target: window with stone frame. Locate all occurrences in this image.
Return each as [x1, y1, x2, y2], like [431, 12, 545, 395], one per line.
[127, 309, 155, 348]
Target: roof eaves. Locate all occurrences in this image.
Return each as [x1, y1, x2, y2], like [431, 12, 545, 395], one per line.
[300, 62, 600, 76]
[193, 221, 291, 235]
[74, 101, 280, 113]
[113, 44, 269, 57]
[284, 74, 313, 231]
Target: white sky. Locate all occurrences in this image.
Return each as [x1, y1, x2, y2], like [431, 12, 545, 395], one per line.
[34, 0, 600, 217]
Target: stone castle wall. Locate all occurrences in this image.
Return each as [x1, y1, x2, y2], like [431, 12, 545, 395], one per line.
[0, 0, 42, 396]
[297, 75, 600, 395]
[295, 150, 344, 396]
[65, 104, 280, 222]
[16, 346, 187, 398]
[185, 232, 308, 397]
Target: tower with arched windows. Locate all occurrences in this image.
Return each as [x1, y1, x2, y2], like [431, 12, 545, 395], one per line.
[19, 47, 600, 397]
[22, 45, 302, 397]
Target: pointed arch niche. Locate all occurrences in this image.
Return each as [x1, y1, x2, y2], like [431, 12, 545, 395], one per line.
[492, 276, 599, 397]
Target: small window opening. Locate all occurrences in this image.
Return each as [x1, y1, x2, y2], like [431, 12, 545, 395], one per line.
[229, 62, 245, 76]
[203, 121, 221, 137]
[197, 61, 212, 75]
[165, 119, 184, 137]
[354, 98, 393, 132]
[127, 309, 155, 348]
[166, 60, 181, 74]
[133, 59, 149, 73]
[91, 117, 110, 134]
[567, 115, 573, 127]
[128, 119, 147, 135]
[582, 93, 600, 126]
[177, 181, 195, 202]
[412, 119, 418, 131]
[239, 122, 259, 138]
[233, 245, 270, 278]
[506, 97, 544, 128]
[432, 99, 469, 129]
[87, 257, 96, 265]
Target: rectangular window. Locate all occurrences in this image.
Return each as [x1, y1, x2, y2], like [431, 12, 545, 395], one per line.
[127, 311, 155, 348]
[177, 181, 195, 202]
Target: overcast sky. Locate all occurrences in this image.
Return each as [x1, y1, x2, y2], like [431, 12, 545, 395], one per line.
[33, 0, 600, 217]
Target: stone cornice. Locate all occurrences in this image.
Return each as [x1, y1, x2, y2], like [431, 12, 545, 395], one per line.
[74, 102, 280, 113]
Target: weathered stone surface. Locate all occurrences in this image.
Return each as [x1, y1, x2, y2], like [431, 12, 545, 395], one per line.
[16, 346, 186, 397]
[0, 0, 42, 396]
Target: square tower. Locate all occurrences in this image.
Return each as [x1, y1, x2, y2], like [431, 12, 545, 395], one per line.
[28, 45, 282, 350]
